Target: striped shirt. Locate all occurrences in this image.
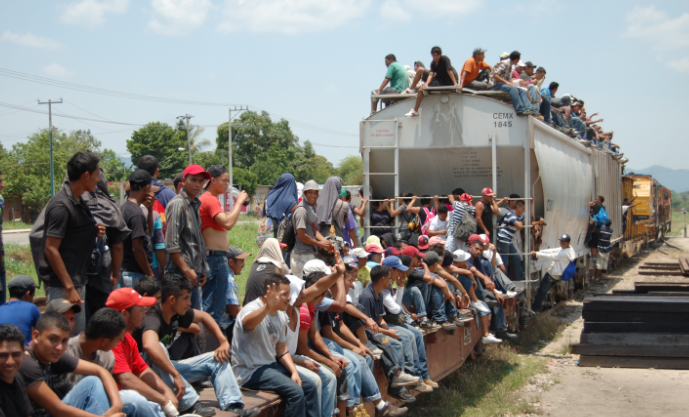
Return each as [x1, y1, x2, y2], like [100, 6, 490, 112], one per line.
[446, 201, 476, 239]
[497, 210, 524, 244]
[164, 189, 209, 277]
[598, 226, 613, 253]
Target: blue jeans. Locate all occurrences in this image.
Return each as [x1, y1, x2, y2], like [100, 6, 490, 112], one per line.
[490, 83, 530, 113]
[445, 282, 457, 320]
[387, 326, 416, 376]
[203, 254, 230, 329]
[295, 355, 338, 417]
[244, 362, 319, 417]
[402, 286, 427, 318]
[497, 241, 523, 281]
[540, 97, 552, 123]
[390, 324, 429, 380]
[407, 281, 447, 323]
[61, 376, 112, 415]
[120, 270, 147, 288]
[532, 273, 557, 312]
[322, 337, 382, 407]
[120, 390, 165, 417]
[144, 343, 243, 412]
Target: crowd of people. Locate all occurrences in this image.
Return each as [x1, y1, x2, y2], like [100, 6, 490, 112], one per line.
[370, 46, 626, 162]
[0, 146, 620, 417]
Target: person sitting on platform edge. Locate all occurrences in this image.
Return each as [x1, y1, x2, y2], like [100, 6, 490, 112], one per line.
[459, 47, 492, 89]
[488, 51, 540, 117]
[232, 273, 319, 417]
[371, 54, 410, 115]
[405, 46, 459, 117]
[530, 234, 576, 312]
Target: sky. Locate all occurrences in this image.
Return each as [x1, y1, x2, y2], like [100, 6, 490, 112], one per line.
[1, 0, 688, 171]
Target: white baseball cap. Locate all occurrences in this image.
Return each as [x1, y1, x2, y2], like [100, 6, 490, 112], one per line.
[452, 249, 471, 263]
[303, 259, 331, 277]
[350, 248, 369, 259]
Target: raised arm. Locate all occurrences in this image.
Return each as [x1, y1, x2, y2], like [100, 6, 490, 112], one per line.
[212, 191, 249, 230]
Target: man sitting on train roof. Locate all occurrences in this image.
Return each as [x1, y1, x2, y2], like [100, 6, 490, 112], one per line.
[487, 51, 540, 117]
[405, 60, 430, 93]
[459, 47, 492, 90]
[511, 60, 543, 110]
[405, 46, 459, 118]
[371, 53, 410, 115]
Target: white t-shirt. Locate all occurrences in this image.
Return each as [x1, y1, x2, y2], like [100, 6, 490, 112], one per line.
[622, 205, 630, 215]
[381, 285, 404, 315]
[429, 216, 448, 239]
[283, 308, 298, 355]
[231, 298, 286, 385]
[482, 248, 504, 267]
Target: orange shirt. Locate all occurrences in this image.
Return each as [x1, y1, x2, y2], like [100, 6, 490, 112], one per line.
[461, 57, 491, 86]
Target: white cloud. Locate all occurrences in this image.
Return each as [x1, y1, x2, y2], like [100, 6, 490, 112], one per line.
[380, 0, 482, 20]
[669, 57, 689, 73]
[42, 63, 74, 77]
[0, 31, 64, 50]
[217, 0, 372, 34]
[624, 6, 689, 50]
[59, 0, 129, 28]
[148, 0, 214, 36]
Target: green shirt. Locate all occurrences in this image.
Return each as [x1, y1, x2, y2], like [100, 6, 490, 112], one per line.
[385, 62, 410, 92]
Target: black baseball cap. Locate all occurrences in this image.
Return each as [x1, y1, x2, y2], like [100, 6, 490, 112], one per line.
[45, 298, 82, 314]
[7, 275, 37, 293]
[129, 169, 152, 190]
[206, 165, 227, 178]
[558, 234, 571, 242]
[524, 61, 536, 67]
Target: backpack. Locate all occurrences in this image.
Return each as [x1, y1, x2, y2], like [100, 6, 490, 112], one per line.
[593, 207, 609, 227]
[420, 207, 436, 236]
[407, 214, 421, 235]
[453, 206, 477, 241]
[86, 216, 107, 279]
[276, 214, 296, 253]
[256, 216, 274, 247]
[561, 261, 577, 282]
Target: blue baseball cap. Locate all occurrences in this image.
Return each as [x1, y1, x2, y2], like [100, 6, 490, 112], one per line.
[343, 255, 359, 269]
[382, 256, 409, 271]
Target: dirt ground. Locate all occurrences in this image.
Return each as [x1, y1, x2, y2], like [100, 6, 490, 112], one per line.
[516, 238, 689, 417]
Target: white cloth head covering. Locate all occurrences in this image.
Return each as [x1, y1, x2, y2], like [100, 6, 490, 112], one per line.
[256, 238, 290, 273]
[286, 275, 305, 306]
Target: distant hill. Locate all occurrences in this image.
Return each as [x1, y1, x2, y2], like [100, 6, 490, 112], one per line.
[626, 165, 689, 192]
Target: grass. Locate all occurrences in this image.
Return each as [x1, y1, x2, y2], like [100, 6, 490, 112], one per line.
[670, 210, 687, 237]
[3, 243, 44, 299]
[409, 314, 563, 417]
[3, 220, 34, 230]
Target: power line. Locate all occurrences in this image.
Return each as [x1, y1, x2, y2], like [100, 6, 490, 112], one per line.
[0, 67, 358, 138]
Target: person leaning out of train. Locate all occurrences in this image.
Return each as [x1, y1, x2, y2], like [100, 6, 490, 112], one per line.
[529, 234, 577, 313]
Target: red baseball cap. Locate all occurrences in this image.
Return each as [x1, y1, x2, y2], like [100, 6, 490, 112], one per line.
[481, 187, 496, 196]
[417, 235, 429, 250]
[460, 193, 473, 202]
[365, 243, 384, 254]
[183, 164, 211, 180]
[106, 288, 157, 311]
[478, 234, 490, 245]
[401, 245, 426, 258]
[467, 234, 482, 245]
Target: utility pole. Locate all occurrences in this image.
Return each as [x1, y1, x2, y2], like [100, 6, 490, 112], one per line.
[176, 114, 194, 165]
[228, 106, 248, 212]
[38, 98, 63, 197]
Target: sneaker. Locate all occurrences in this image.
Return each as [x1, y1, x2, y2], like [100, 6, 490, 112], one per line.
[391, 372, 419, 387]
[482, 334, 503, 344]
[441, 321, 457, 331]
[424, 378, 439, 388]
[471, 301, 491, 314]
[414, 382, 433, 393]
[183, 401, 216, 417]
[452, 317, 465, 326]
[222, 405, 261, 417]
[388, 388, 416, 404]
[402, 88, 417, 94]
[356, 404, 371, 417]
[375, 402, 409, 416]
[504, 291, 518, 299]
[497, 331, 518, 341]
[419, 317, 441, 329]
[404, 108, 419, 117]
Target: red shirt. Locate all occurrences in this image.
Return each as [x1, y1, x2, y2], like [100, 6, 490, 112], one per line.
[199, 191, 226, 231]
[299, 302, 316, 331]
[112, 333, 149, 389]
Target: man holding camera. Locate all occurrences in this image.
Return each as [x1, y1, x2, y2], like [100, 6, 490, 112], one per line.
[199, 165, 249, 333]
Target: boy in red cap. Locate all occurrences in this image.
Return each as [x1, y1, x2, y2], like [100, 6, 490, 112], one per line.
[164, 164, 211, 310]
[106, 288, 180, 416]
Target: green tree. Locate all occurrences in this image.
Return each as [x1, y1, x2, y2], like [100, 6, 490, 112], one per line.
[127, 122, 187, 179]
[233, 167, 258, 194]
[0, 129, 125, 211]
[336, 155, 363, 185]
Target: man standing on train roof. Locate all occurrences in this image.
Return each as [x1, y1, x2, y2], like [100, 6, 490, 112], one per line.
[405, 46, 459, 117]
[530, 234, 576, 312]
[371, 54, 410, 115]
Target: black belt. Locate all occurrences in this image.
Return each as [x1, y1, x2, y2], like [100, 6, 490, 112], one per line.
[206, 250, 230, 258]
